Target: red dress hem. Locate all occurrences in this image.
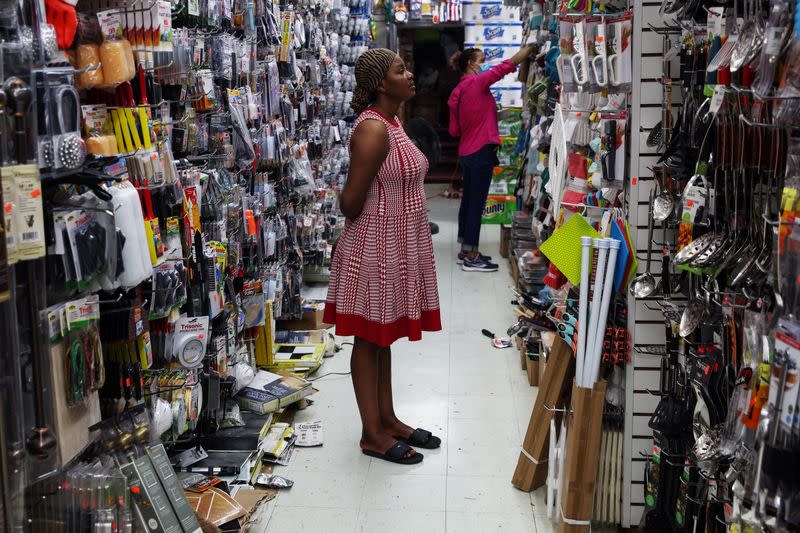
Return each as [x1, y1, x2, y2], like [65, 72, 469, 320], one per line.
[323, 304, 442, 347]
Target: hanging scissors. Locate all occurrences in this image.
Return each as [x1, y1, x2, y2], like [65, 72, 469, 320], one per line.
[570, 19, 590, 85]
[607, 19, 623, 87]
[591, 21, 608, 87]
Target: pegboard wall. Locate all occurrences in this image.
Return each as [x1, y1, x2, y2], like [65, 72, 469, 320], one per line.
[622, 1, 682, 527]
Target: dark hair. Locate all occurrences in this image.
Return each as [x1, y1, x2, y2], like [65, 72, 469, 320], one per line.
[450, 48, 481, 73]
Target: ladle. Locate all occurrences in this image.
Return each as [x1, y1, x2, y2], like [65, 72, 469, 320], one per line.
[630, 190, 658, 298]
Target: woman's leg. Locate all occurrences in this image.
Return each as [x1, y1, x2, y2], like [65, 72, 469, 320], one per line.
[457, 159, 472, 250]
[462, 146, 495, 256]
[351, 337, 415, 457]
[376, 346, 414, 438]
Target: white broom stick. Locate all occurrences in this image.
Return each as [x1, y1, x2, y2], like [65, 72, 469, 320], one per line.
[587, 239, 620, 386]
[575, 236, 593, 387]
[583, 238, 609, 388]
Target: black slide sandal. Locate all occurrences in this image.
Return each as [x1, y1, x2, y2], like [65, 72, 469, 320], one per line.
[395, 428, 442, 450]
[362, 442, 424, 465]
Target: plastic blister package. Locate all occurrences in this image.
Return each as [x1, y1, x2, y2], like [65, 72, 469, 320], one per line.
[752, 0, 792, 98]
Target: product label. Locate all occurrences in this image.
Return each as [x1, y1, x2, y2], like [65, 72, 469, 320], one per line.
[157, 0, 173, 50]
[484, 26, 504, 40]
[97, 9, 124, 40]
[65, 294, 100, 330]
[14, 165, 45, 260]
[2, 168, 16, 264]
[765, 26, 785, 56]
[279, 10, 292, 62]
[82, 104, 109, 136]
[480, 4, 502, 18]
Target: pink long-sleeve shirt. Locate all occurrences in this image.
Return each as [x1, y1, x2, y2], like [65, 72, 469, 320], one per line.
[447, 60, 517, 157]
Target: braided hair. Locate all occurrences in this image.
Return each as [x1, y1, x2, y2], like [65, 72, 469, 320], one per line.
[451, 48, 482, 74]
[352, 48, 399, 115]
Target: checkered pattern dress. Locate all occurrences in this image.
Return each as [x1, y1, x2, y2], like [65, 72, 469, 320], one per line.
[324, 109, 442, 346]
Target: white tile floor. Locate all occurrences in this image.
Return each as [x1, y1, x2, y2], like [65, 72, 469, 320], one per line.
[255, 196, 553, 533]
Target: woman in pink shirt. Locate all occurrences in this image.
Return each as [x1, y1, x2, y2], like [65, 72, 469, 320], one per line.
[448, 45, 533, 272]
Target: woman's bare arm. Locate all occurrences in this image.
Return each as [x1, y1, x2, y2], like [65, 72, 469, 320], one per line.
[338, 119, 390, 220]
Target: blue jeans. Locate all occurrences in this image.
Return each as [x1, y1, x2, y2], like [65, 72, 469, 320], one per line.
[458, 144, 498, 252]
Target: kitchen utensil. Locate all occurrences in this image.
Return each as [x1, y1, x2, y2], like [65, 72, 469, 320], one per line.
[601, 120, 617, 183]
[591, 22, 608, 87]
[647, 40, 673, 148]
[674, 231, 717, 265]
[53, 85, 85, 169]
[606, 18, 623, 87]
[730, 0, 766, 72]
[548, 106, 568, 215]
[679, 279, 711, 338]
[707, 34, 739, 72]
[570, 19, 589, 85]
[630, 190, 658, 298]
[652, 167, 675, 223]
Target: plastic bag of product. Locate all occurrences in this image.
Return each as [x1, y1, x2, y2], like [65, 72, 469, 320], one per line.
[97, 9, 135, 85]
[75, 44, 105, 89]
[220, 403, 245, 429]
[255, 474, 294, 489]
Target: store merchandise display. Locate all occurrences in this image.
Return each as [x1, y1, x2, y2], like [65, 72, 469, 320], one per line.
[497, 0, 800, 528]
[387, 0, 463, 24]
[633, 3, 800, 532]
[0, 0, 363, 527]
[502, 0, 639, 529]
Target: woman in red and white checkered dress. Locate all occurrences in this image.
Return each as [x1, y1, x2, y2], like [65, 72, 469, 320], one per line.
[324, 49, 442, 465]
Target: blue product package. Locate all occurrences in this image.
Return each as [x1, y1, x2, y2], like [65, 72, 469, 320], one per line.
[611, 220, 630, 293]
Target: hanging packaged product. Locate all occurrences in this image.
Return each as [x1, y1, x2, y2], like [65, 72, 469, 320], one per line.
[107, 180, 153, 289]
[75, 44, 106, 90]
[11, 165, 46, 261]
[242, 279, 267, 328]
[97, 9, 136, 85]
[598, 112, 626, 187]
[45, 295, 105, 408]
[172, 315, 209, 368]
[82, 105, 119, 156]
[151, 260, 187, 318]
[607, 12, 632, 93]
[676, 165, 709, 256]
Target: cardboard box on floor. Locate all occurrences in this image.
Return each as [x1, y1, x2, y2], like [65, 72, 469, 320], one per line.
[559, 380, 607, 533]
[512, 337, 574, 492]
[279, 301, 332, 331]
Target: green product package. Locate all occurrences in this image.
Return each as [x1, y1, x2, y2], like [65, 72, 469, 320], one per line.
[539, 213, 602, 285]
[482, 195, 516, 225]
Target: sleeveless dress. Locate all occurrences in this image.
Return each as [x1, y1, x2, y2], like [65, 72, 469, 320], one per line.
[323, 109, 442, 347]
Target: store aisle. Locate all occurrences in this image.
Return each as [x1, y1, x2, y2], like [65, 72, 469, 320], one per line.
[256, 196, 549, 533]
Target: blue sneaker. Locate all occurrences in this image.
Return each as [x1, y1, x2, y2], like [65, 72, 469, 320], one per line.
[457, 251, 493, 265]
[462, 255, 499, 272]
